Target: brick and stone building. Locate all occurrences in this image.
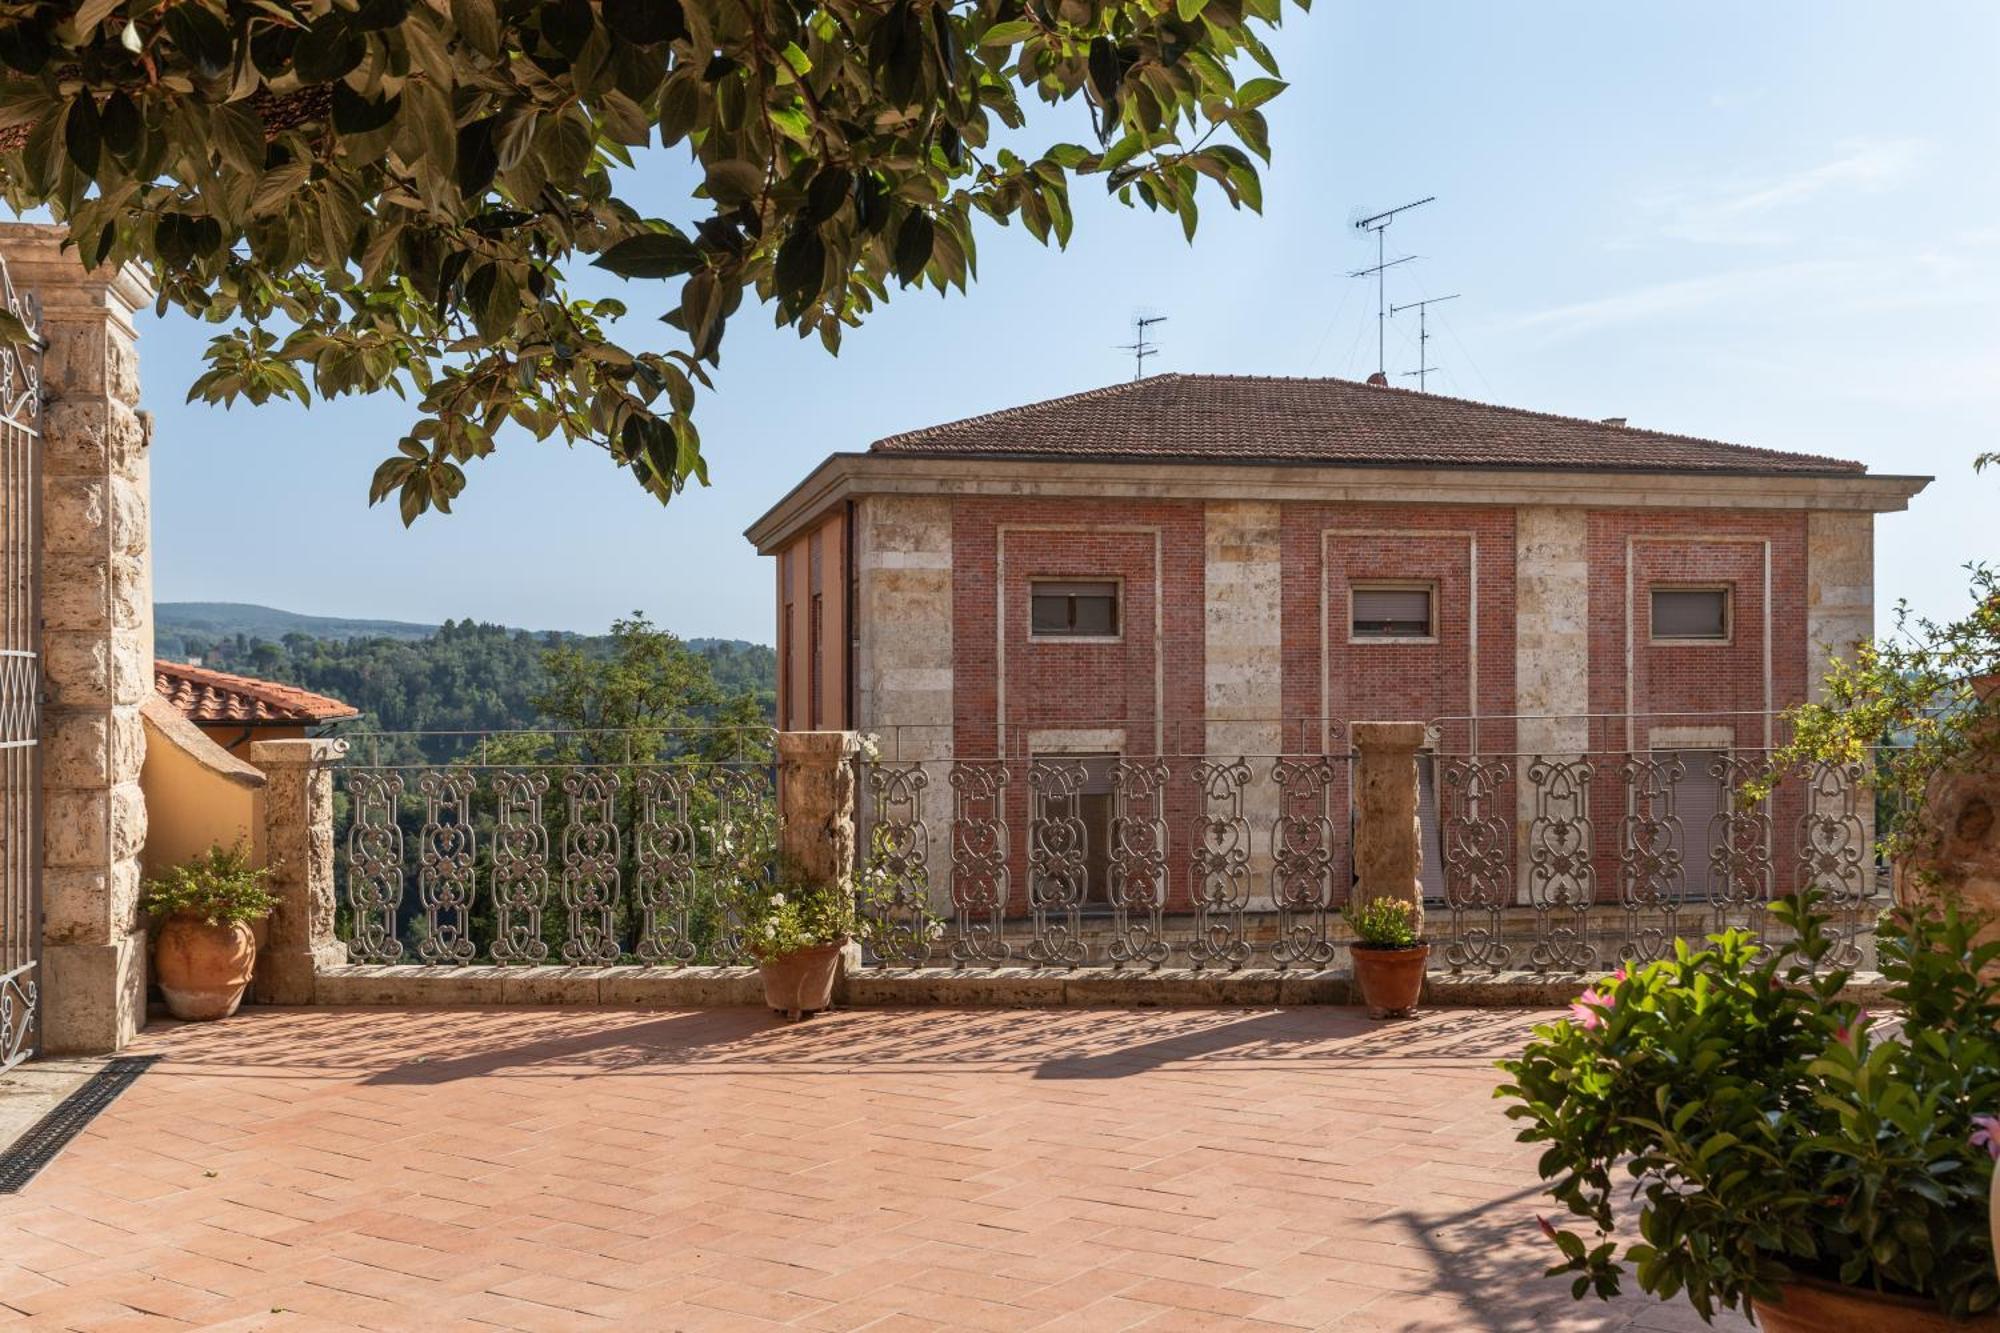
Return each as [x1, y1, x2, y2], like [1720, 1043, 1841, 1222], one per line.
[747, 374, 1928, 911]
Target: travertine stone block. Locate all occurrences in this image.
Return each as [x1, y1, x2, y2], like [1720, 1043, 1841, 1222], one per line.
[250, 739, 347, 1005]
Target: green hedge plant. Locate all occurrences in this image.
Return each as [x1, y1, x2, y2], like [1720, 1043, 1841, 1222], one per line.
[1498, 892, 2000, 1322]
[141, 844, 277, 927]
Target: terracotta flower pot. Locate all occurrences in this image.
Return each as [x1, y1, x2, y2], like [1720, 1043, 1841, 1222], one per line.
[758, 940, 847, 1020]
[153, 915, 257, 1021]
[1752, 1277, 2000, 1332]
[1349, 941, 1429, 1018]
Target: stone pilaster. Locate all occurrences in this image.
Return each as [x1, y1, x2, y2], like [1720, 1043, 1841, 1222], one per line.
[1352, 722, 1426, 923]
[249, 739, 346, 1004]
[1203, 501, 1283, 898]
[3, 224, 154, 1054]
[1806, 511, 1874, 704]
[777, 731, 863, 890]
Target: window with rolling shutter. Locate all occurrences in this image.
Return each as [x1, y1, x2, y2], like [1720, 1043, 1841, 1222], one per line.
[1651, 588, 1730, 642]
[1351, 585, 1434, 640]
[1030, 580, 1120, 638]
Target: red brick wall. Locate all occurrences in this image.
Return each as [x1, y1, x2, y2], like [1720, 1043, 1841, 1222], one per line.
[1278, 504, 1518, 755]
[1586, 509, 1808, 746]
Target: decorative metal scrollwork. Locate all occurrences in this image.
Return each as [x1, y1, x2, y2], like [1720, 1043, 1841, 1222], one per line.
[489, 771, 552, 964]
[1798, 757, 1872, 968]
[633, 769, 698, 965]
[1188, 759, 1254, 970]
[863, 765, 934, 967]
[1705, 754, 1772, 938]
[559, 771, 623, 964]
[1524, 757, 1596, 971]
[1441, 757, 1513, 972]
[1270, 758, 1338, 969]
[344, 770, 406, 962]
[705, 767, 772, 965]
[1027, 761, 1089, 968]
[1617, 755, 1687, 964]
[415, 771, 477, 963]
[948, 763, 1012, 967]
[0, 964, 37, 1071]
[1107, 759, 1171, 969]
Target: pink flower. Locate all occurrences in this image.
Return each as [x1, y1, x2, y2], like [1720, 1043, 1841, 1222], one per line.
[1833, 1010, 1870, 1045]
[1569, 988, 1616, 1031]
[1538, 1216, 1560, 1242]
[1612, 967, 1628, 983]
[1971, 1115, 2000, 1161]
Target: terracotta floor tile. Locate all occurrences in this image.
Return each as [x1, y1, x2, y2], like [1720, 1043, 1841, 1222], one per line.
[0, 1007, 1746, 1332]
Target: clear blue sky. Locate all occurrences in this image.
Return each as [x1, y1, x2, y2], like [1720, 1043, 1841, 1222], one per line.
[143, 1, 1998, 645]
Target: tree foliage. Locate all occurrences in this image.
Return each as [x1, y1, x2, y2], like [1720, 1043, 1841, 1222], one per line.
[0, 0, 1302, 520]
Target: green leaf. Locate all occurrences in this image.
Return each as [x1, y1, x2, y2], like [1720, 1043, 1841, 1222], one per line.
[593, 232, 703, 280]
[602, 0, 685, 45]
[63, 95, 101, 177]
[163, 3, 232, 80]
[450, 0, 502, 58]
[893, 211, 934, 286]
[1236, 77, 1287, 109]
[979, 20, 1039, 46]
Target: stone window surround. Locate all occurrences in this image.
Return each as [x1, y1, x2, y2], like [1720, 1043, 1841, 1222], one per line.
[1647, 583, 1735, 647]
[1026, 575, 1125, 644]
[1347, 579, 1440, 645]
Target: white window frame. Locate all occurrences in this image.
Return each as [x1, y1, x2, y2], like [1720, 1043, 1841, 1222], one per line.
[1649, 584, 1733, 646]
[1348, 580, 1438, 645]
[1028, 576, 1125, 644]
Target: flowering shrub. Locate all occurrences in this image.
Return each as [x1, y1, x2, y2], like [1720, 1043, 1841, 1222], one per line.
[1498, 893, 2000, 1321]
[141, 844, 276, 927]
[1344, 895, 1423, 948]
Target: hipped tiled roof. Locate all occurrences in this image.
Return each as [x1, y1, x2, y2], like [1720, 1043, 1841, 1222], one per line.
[154, 660, 360, 727]
[870, 374, 1867, 475]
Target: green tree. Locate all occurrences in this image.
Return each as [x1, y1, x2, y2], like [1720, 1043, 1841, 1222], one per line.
[527, 611, 767, 762]
[0, 0, 1302, 521]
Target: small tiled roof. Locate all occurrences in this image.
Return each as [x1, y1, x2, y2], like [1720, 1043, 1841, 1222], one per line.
[154, 660, 360, 727]
[869, 373, 1868, 475]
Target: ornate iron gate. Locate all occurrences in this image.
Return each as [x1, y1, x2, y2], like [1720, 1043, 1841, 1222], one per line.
[0, 253, 43, 1071]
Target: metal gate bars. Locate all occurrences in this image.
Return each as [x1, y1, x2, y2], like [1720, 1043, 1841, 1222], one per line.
[0, 253, 43, 1071]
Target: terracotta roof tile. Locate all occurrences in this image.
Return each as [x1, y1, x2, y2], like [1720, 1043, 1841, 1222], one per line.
[869, 373, 1868, 474]
[154, 660, 360, 727]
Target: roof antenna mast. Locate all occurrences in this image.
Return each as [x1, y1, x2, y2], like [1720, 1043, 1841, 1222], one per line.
[1390, 293, 1459, 392]
[1119, 314, 1168, 381]
[1349, 196, 1434, 380]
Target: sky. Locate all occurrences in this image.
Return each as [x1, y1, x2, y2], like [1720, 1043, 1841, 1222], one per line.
[141, 1, 2000, 645]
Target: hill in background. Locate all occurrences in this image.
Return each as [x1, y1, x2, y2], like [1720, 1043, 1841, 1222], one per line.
[154, 604, 776, 738]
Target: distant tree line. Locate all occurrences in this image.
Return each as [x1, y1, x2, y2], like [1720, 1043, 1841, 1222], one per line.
[173, 615, 776, 763]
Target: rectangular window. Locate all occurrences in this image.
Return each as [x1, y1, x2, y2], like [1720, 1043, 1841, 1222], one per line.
[1031, 580, 1120, 638]
[1032, 753, 1118, 909]
[1351, 584, 1434, 640]
[808, 594, 823, 730]
[1651, 587, 1730, 642]
[779, 602, 794, 730]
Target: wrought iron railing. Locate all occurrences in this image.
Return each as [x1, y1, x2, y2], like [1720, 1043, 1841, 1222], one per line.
[330, 720, 1895, 977]
[1430, 726, 1897, 974]
[335, 730, 776, 965]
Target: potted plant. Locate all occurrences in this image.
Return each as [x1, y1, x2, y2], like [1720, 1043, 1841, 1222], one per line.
[142, 844, 277, 1022]
[1344, 895, 1428, 1018]
[1500, 892, 2000, 1330]
[733, 870, 861, 1020]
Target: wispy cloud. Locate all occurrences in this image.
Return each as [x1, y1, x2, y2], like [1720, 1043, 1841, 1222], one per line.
[1638, 138, 1932, 247]
[1509, 260, 1850, 338]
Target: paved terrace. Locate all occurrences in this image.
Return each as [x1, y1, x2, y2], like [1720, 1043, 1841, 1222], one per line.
[0, 1007, 1742, 1332]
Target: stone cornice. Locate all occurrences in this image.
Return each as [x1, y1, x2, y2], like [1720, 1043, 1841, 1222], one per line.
[744, 452, 1932, 552]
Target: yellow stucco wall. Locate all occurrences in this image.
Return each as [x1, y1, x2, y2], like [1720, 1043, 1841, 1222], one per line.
[138, 696, 267, 881]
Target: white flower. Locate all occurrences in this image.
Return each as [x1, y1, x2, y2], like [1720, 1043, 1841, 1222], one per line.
[770, 893, 786, 908]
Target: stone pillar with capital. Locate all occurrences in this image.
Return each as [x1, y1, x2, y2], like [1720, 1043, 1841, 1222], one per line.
[4, 223, 155, 1054]
[250, 738, 347, 1004]
[776, 731, 863, 890]
[1351, 721, 1428, 930]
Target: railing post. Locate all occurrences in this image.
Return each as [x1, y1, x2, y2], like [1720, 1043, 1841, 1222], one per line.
[1351, 722, 1428, 925]
[249, 738, 347, 1004]
[776, 731, 862, 890]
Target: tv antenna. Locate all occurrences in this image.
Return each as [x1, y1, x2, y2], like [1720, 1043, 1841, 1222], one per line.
[1390, 293, 1459, 392]
[1350, 196, 1434, 378]
[1119, 314, 1167, 380]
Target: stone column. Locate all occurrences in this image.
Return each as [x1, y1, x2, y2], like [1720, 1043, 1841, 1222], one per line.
[1352, 722, 1426, 916]
[249, 739, 346, 1004]
[777, 731, 862, 889]
[3, 225, 154, 1054]
[1204, 501, 1284, 903]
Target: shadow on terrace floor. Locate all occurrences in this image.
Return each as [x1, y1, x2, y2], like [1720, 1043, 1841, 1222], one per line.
[127, 1002, 1550, 1088]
